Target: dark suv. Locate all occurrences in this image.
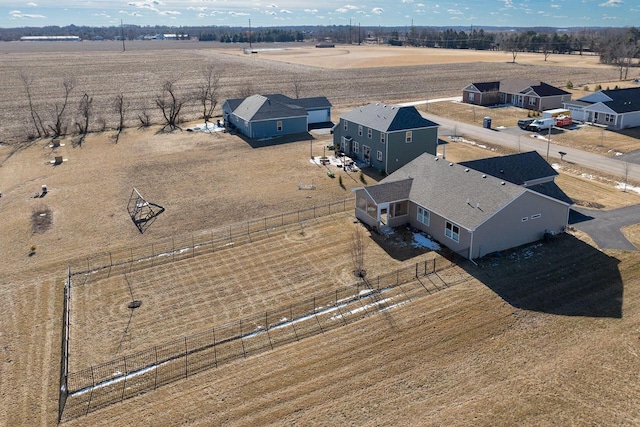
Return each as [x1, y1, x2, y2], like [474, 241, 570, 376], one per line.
[517, 118, 534, 129]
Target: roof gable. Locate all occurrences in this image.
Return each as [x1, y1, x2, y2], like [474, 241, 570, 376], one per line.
[459, 151, 558, 185]
[232, 94, 306, 122]
[467, 81, 500, 93]
[341, 103, 439, 133]
[381, 154, 525, 230]
[365, 179, 413, 204]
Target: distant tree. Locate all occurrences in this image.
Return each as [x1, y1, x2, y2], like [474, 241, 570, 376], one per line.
[291, 72, 303, 99]
[75, 92, 93, 145]
[19, 72, 47, 138]
[197, 62, 223, 122]
[112, 92, 128, 143]
[48, 77, 75, 138]
[155, 79, 189, 132]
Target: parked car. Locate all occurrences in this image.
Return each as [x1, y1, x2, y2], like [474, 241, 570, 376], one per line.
[517, 118, 534, 129]
[555, 115, 573, 127]
[526, 117, 555, 132]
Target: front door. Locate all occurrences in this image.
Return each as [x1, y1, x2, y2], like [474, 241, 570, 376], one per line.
[363, 145, 371, 164]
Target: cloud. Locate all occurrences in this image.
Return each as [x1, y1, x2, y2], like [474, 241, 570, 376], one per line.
[159, 10, 180, 15]
[229, 11, 250, 16]
[9, 10, 46, 19]
[91, 12, 111, 18]
[119, 10, 142, 17]
[280, 9, 292, 13]
[188, 6, 207, 11]
[447, 9, 463, 14]
[372, 7, 384, 14]
[599, 0, 623, 6]
[304, 8, 318, 13]
[26, 2, 37, 6]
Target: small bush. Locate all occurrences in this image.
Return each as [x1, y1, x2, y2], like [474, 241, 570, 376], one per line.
[359, 171, 367, 184]
[566, 80, 573, 89]
[595, 84, 602, 90]
[584, 85, 590, 91]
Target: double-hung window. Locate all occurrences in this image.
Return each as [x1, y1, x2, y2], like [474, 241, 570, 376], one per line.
[405, 131, 412, 143]
[380, 133, 386, 144]
[417, 206, 430, 226]
[353, 141, 359, 154]
[445, 221, 460, 242]
[343, 120, 348, 131]
[358, 125, 363, 136]
[367, 128, 372, 139]
[377, 150, 383, 161]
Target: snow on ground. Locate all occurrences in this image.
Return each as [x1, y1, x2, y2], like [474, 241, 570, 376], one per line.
[412, 233, 441, 250]
[615, 182, 640, 195]
[185, 122, 225, 133]
[552, 163, 561, 170]
[448, 135, 495, 151]
[398, 96, 462, 107]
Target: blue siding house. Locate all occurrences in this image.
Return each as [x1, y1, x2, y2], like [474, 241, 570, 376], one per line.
[223, 94, 332, 139]
[332, 103, 439, 175]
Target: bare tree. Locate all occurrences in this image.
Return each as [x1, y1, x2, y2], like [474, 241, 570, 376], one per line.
[291, 72, 303, 99]
[48, 78, 75, 138]
[138, 102, 152, 128]
[112, 92, 128, 143]
[351, 224, 366, 278]
[197, 63, 223, 122]
[20, 72, 47, 138]
[75, 93, 93, 136]
[237, 82, 255, 98]
[623, 161, 630, 192]
[155, 79, 188, 132]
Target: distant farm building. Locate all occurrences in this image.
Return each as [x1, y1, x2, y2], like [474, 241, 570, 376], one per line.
[20, 36, 81, 42]
[315, 41, 335, 48]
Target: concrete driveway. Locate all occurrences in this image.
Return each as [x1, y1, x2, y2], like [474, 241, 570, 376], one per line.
[570, 205, 640, 251]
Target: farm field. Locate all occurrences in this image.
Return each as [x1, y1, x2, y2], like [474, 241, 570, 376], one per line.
[1, 42, 640, 426]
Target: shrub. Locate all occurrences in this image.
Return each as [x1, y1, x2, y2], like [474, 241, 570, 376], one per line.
[583, 85, 590, 91]
[595, 84, 602, 90]
[359, 171, 367, 184]
[566, 80, 573, 89]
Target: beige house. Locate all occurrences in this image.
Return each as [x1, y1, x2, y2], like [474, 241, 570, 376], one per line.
[355, 152, 572, 259]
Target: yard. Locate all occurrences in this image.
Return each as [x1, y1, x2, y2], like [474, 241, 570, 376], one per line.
[1, 42, 640, 426]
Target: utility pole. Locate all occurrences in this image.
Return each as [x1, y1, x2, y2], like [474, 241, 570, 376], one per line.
[121, 19, 125, 52]
[249, 19, 252, 49]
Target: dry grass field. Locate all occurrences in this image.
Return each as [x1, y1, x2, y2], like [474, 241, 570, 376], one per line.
[2, 42, 640, 427]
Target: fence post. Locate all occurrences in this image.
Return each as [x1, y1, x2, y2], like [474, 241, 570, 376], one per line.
[212, 327, 218, 368]
[415, 262, 418, 278]
[314, 206, 316, 218]
[121, 356, 127, 401]
[86, 257, 90, 273]
[172, 237, 175, 263]
[109, 252, 113, 268]
[192, 235, 195, 258]
[151, 243, 154, 267]
[433, 258, 436, 273]
[210, 230, 215, 253]
[154, 346, 158, 389]
[240, 320, 246, 358]
[86, 365, 95, 415]
[265, 312, 273, 350]
[335, 289, 338, 306]
[184, 337, 188, 378]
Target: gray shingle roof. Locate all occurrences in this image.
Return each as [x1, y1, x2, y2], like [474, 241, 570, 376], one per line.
[341, 103, 439, 133]
[593, 87, 640, 114]
[263, 94, 332, 110]
[380, 154, 526, 230]
[232, 94, 307, 122]
[498, 79, 569, 97]
[470, 81, 500, 92]
[365, 179, 413, 204]
[459, 151, 558, 185]
[527, 182, 573, 205]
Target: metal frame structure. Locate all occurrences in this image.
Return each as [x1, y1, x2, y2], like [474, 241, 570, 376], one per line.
[127, 188, 165, 233]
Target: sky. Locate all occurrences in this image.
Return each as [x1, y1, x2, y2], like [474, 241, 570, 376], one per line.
[1, 0, 638, 29]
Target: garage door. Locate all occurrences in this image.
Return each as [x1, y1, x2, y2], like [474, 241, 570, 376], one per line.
[307, 109, 329, 124]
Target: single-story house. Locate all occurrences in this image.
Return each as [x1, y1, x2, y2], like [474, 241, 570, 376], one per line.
[332, 103, 439, 175]
[222, 94, 332, 139]
[354, 151, 572, 260]
[563, 87, 640, 130]
[463, 79, 572, 111]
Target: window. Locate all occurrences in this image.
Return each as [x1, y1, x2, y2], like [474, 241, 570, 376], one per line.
[521, 217, 528, 222]
[405, 131, 412, 143]
[445, 221, 460, 242]
[380, 133, 386, 144]
[277, 121, 282, 131]
[343, 120, 348, 130]
[531, 214, 541, 220]
[368, 128, 372, 139]
[417, 206, 430, 226]
[605, 114, 615, 123]
[377, 150, 383, 161]
[358, 125, 363, 136]
[529, 97, 537, 106]
[353, 141, 359, 154]
[468, 92, 475, 102]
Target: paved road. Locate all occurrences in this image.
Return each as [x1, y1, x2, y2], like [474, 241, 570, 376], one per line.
[418, 111, 640, 181]
[570, 206, 640, 251]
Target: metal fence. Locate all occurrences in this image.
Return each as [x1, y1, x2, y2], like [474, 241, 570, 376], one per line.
[58, 267, 71, 423]
[68, 199, 355, 285]
[59, 257, 455, 421]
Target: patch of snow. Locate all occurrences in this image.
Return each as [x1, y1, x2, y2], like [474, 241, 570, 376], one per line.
[615, 182, 640, 195]
[185, 122, 224, 133]
[448, 135, 490, 150]
[412, 233, 441, 250]
[581, 173, 595, 180]
[551, 163, 561, 170]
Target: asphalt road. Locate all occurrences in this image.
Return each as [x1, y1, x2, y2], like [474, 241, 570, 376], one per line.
[570, 206, 640, 251]
[421, 112, 640, 181]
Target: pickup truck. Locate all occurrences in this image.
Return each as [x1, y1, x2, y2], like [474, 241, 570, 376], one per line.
[554, 115, 572, 127]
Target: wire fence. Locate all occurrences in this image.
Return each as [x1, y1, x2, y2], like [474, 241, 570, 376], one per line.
[59, 257, 457, 421]
[68, 198, 355, 285]
[58, 266, 71, 423]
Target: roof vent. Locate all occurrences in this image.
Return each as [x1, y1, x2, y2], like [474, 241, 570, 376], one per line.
[500, 169, 504, 173]
[465, 168, 469, 172]
[434, 157, 438, 161]
[501, 181, 505, 185]
[449, 163, 453, 166]
[482, 174, 487, 178]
